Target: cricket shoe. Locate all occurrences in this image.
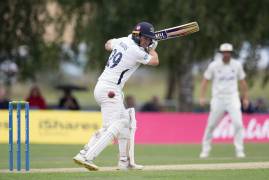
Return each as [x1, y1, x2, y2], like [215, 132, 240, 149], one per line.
[236, 151, 246, 158]
[73, 153, 87, 167]
[199, 151, 209, 158]
[82, 160, 99, 171]
[129, 163, 144, 170]
[117, 160, 144, 170]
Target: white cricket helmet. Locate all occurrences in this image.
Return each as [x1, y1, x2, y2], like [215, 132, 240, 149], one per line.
[219, 43, 233, 52]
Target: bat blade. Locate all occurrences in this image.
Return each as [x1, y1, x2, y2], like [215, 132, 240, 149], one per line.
[155, 22, 199, 41]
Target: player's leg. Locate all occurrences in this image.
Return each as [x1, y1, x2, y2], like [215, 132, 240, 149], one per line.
[83, 86, 129, 170]
[117, 108, 143, 170]
[82, 108, 123, 170]
[118, 126, 131, 170]
[227, 98, 245, 158]
[200, 98, 225, 158]
[117, 92, 130, 169]
[74, 103, 112, 159]
[73, 83, 110, 169]
[81, 128, 106, 154]
[84, 119, 124, 159]
[73, 128, 106, 165]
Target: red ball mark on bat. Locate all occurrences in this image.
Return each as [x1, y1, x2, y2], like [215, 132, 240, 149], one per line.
[108, 91, 115, 98]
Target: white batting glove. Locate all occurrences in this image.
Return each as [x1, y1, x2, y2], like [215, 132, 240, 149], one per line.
[149, 40, 158, 50]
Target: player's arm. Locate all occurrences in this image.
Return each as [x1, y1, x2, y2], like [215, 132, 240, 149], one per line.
[105, 38, 120, 52]
[199, 78, 209, 106]
[136, 43, 159, 66]
[238, 63, 249, 109]
[200, 63, 213, 106]
[105, 39, 114, 52]
[239, 79, 249, 109]
[147, 49, 159, 66]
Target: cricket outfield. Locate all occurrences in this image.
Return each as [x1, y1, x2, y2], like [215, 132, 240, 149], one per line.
[0, 143, 269, 179]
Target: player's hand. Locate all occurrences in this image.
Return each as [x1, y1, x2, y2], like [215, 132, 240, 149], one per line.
[242, 98, 249, 110]
[199, 97, 206, 107]
[149, 40, 158, 50]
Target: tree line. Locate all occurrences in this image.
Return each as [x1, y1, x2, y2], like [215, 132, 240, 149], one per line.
[1, 0, 269, 110]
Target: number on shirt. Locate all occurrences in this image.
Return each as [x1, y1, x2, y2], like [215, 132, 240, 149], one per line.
[106, 49, 123, 68]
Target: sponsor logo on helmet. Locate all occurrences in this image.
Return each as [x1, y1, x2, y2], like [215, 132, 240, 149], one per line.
[136, 25, 141, 30]
[150, 27, 154, 33]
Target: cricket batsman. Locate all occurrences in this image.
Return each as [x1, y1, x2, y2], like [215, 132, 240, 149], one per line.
[199, 43, 249, 158]
[73, 22, 159, 170]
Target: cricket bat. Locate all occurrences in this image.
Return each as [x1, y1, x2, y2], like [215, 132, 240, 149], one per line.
[155, 22, 199, 41]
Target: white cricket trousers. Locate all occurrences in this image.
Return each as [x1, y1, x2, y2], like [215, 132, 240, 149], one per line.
[201, 96, 244, 153]
[85, 81, 129, 161]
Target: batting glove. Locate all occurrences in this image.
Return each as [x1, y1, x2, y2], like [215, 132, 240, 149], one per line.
[149, 40, 158, 50]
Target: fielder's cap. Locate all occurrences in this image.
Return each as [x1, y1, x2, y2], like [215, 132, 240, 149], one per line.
[132, 22, 156, 39]
[219, 43, 233, 52]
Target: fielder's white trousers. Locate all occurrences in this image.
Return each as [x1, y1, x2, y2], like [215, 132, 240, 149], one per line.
[201, 96, 244, 153]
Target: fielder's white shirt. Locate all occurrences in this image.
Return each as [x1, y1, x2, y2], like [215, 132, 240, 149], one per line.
[98, 35, 152, 89]
[204, 59, 246, 99]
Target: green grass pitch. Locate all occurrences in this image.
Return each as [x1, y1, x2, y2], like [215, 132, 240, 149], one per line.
[0, 143, 269, 180]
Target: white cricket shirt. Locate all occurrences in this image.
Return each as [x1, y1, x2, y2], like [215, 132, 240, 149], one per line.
[204, 59, 246, 98]
[98, 35, 152, 89]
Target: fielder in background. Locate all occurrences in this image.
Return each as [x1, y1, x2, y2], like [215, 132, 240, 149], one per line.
[73, 22, 159, 171]
[199, 43, 249, 158]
